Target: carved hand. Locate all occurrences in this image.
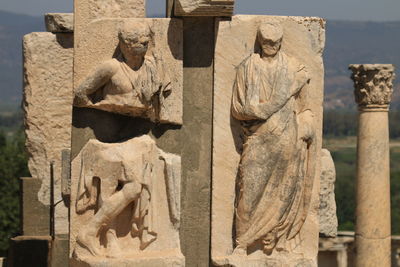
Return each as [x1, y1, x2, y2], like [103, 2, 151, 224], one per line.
[292, 66, 309, 97]
[74, 90, 92, 107]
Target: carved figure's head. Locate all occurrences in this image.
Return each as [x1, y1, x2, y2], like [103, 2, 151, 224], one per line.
[257, 22, 283, 57]
[118, 21, 151, 57]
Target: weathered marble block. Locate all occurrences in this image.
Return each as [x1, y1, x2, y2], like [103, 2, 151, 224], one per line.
[319, 149, 338, 237]
[23, 31, 73, 236]
[174, 0, 234, 16]
[70, 135, 184, 266]
[73, 18, 183, 124]
[211, 15, 325, 267]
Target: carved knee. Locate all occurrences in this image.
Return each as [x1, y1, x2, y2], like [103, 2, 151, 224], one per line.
[122, 181, 142, 201]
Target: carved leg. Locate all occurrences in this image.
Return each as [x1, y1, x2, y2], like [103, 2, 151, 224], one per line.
[77, 181, 142, 256]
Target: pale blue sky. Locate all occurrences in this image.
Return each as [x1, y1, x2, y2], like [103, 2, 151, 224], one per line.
[0, 0, 399, 21]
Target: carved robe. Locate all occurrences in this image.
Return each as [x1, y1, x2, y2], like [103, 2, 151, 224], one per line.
[232, 52, 316, 251]
[75, 136, 180, 250]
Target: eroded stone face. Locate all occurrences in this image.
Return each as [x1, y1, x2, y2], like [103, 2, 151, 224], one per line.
[211, 15, 325, 266]
[73, 19, 183, 125]
[319, 149, 338, 238]
[23, 32, 73, 235]
[70, 136, 183, 265]
[174, 0, 234, 16]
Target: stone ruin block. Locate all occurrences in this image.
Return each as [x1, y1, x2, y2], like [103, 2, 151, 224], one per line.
[70, 13, 184, 266]
[23, 19, 73, 236]
[174, 0, 235, 17]
[45, 13, 73, 33]
[211, 15, 325, 266]
[70, 136, 184, 266]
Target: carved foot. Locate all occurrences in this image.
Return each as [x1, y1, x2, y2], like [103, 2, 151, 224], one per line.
[76, 228, 101, 256]
[106, 232, 122, 258]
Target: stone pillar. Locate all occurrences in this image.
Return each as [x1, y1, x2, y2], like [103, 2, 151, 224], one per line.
[349, 64, 396, 267]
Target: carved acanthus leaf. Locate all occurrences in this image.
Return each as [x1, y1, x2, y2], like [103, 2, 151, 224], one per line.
[349, 64, 395, 110]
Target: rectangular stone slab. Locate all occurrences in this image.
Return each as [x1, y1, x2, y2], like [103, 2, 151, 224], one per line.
[211, 15, 325, 266]
[23, 31, 73, 236]
[174, 0, 234, 16]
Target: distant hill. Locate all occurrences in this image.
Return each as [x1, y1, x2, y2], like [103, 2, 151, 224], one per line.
[0, 10, 399, 110]
[0, 10, 43, 107]
[324, 21, 400, 110]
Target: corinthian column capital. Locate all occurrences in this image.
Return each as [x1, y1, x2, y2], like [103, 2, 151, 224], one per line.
[349, 64, 396, 111]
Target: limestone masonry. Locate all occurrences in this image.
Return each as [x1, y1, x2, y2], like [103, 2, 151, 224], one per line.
[14, 0, 398, 266]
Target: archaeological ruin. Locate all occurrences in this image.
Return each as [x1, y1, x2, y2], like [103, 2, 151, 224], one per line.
[3, 0, 397, 266]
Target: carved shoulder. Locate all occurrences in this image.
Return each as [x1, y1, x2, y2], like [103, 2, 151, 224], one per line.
[95, 59, 120, 77]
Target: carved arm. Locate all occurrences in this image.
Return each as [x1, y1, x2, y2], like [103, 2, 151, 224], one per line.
[74, 60, 118, 106]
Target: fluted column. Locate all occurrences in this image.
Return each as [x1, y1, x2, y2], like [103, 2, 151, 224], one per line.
[349, 64, 396, 267]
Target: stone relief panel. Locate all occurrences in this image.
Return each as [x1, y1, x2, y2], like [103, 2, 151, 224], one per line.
[232, 22, 315, 255]
[70, 135, 183, 265]
[74, 18, 183, 125]
[212, 16, 325, 267]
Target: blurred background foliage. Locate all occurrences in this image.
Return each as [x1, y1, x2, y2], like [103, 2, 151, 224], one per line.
[323, 111, 400, 236]
[0, 112, 30, 256]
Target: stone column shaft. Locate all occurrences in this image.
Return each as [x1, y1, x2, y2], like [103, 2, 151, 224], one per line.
[350, 64, 395, 267]
[180, 17, 214, 266]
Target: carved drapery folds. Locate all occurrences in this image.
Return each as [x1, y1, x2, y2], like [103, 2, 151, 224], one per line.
[71, 136, 182, 260]
[71, 13, 184, 265]
[349, 64, 396, 111]
[231, 22, 316, 256]
[211, 16, 325, 266]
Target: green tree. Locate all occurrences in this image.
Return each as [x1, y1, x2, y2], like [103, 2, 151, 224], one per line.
[0, 130, 30, 255]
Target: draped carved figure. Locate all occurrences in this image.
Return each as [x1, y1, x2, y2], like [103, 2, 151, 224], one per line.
[231, 22, 316, 255]
[72, 135, 181, 259]
[74, 21, 172, 123]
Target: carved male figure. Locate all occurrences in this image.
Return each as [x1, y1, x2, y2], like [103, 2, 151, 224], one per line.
[74, 136, 180, 257]
[74, 21, 171, 120]
[231, 22, 316, 255]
